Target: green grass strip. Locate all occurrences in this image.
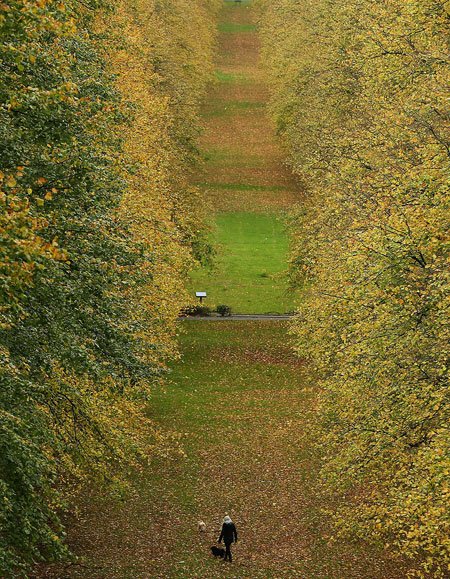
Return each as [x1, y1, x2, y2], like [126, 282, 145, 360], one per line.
[189, 212, 296, 314]
[218, 22, 257, 33]
[214, 70, 250, 84]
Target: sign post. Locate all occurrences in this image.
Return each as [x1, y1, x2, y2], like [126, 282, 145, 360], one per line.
[195, 291, 207, 304]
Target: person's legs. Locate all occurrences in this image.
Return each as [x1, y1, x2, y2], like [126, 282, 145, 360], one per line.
[225, 542, 232, 562]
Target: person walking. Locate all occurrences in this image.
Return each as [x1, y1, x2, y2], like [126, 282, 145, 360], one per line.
[218, 515, 238, 562]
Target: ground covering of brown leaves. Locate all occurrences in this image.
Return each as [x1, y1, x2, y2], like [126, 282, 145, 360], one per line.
[196, 2, 301, 213]
[34, 321, 411, 578]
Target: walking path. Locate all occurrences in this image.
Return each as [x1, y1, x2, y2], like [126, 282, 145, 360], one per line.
[184, 314, 293, 320]
[196, 0, 299, 213]
[189, 0, 300, 313]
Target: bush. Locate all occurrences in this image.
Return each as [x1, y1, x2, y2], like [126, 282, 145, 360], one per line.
[180, 305, 212, 317]
[216, 304, 232, 317]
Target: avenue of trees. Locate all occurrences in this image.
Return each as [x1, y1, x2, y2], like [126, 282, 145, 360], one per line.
[259, 0, 449, 576]
[0, 0, 219, 573]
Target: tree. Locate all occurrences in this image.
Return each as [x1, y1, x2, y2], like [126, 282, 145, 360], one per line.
[0, 0, 219, 573]
[259, 0, 449, 575]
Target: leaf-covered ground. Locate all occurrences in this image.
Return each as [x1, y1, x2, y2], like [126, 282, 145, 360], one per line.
[195, 0, 300, 212]
[35, 322, 410, 578]
[189, 0, 301, 314]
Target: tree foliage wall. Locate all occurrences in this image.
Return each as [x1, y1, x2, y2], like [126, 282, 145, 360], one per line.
[0, 0, 219, 574]
[258, 0, 449, 576]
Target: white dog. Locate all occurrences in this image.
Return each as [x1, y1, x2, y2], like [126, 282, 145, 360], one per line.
[198, 520, 207, 532]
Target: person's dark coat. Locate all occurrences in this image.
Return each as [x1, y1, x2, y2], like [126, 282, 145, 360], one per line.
[219, 521, 238, 545]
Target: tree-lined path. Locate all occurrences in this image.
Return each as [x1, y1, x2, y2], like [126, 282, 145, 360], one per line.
[190, 0, 300, 314]
[35, 2, 411, 577]
[35, 323, 407, 579]
[197, 1, 298, 212]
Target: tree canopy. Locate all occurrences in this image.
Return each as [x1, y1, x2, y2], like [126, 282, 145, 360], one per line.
[0, 0, 219, 574]
[259, 0, 449, 576]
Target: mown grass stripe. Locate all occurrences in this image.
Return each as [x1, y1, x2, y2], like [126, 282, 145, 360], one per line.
[218, 22, 257, 33]
[189, 212, 296, 314]
[214, 70, 250, 84]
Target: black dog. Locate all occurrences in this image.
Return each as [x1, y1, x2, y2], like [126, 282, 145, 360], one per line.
[211, 545, 225, 559]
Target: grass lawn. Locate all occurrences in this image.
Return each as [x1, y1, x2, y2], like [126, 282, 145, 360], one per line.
[37, 322, 409, 578]
[189, 212, 296, 314]
[214, 70, 250, 84]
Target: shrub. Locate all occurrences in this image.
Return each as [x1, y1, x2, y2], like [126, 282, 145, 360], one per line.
[180, 305, 212, 317]
[216, 304, 232, 317]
